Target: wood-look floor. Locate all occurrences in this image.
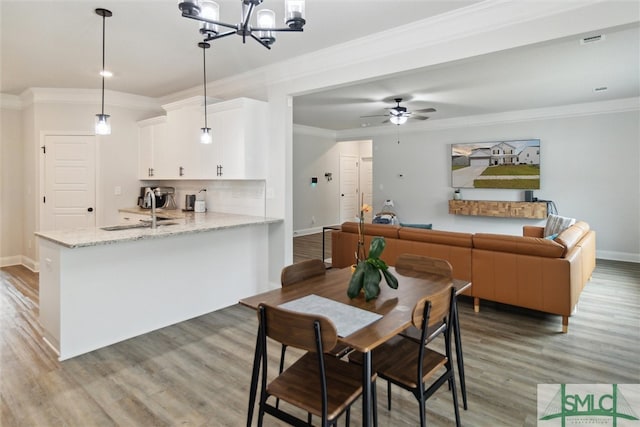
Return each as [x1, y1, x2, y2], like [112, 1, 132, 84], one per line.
[1, 235, 639, 426]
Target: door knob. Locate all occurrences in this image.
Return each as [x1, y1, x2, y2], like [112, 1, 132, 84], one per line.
[341, 194, 345, 197]
[87, 207, 94, 212]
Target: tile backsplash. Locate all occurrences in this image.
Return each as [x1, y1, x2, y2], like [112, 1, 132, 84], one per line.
[140, 180, 266, 217]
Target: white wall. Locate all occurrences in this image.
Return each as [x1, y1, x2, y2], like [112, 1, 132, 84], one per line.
[14, 91, 161, 269]
[0, 106, 24, 266]
[292, 126, 372, 234]
[368, 109, 639, 262]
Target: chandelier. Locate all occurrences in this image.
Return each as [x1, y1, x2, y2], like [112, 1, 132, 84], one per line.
[178, 0, 306, 49]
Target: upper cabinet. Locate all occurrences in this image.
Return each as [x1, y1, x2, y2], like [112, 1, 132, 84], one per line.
[208, 97, 268, 179]
[137, 97, 268, 180]
[137, 116, 167, 179]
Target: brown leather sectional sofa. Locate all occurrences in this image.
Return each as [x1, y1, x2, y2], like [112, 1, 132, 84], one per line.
[331, 221, 596, 332]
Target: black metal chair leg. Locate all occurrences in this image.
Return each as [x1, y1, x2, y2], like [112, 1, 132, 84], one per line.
[452, 295, 468, 410]
[247, 328, 262, 427]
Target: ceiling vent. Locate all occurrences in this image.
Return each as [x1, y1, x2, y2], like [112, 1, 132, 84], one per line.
[581, 34, 605, 45]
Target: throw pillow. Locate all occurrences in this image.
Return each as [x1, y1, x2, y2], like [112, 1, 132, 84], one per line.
[545, 233, 559, 240]
[400, 223, 433, 230]
[544, 214, 575, 237]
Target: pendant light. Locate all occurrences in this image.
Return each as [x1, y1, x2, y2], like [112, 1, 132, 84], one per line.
[199, 42, 212, 145]
[95, 8, 112, 135]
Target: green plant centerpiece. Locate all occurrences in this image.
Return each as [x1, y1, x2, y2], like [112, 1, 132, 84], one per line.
[347, 236, 398, 301]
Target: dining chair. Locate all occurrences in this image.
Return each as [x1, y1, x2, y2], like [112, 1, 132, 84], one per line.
[394, 254, 468, 410]
[280, 260, 352, 370]
[349, 284, 461, 427]
[394, 254, 453, 341]
[256, 302, 376, 427]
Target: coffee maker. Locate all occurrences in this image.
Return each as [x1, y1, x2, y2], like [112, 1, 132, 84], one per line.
[184, 194, 196, 211]
[137, 187, 177, 209]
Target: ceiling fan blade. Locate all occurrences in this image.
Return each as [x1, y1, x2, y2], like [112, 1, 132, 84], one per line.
[415, 107, 436, 113]
[382, 118, 391, 124]
[411, 115, 430, 121]
[360, 114, 390, 118]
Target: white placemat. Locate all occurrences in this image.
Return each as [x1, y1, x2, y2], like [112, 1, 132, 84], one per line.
[280, 294, 382, 337]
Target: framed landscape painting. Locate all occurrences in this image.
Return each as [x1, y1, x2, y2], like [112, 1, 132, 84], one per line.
[451, 139, 541, 189]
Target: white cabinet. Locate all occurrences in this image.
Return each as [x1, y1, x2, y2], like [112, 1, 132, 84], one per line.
[137, 97, 267, 180]
[137, 116, 167, 179]
[208, 97, 268, 179]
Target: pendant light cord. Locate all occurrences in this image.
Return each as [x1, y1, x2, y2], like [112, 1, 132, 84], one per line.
[101, 13, 106, 116]
[202, 45, 208, 129]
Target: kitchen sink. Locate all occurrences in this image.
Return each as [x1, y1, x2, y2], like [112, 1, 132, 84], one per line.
[101, 221, 177, 231]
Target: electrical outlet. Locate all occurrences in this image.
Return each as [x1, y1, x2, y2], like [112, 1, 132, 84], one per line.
[114, 186, 121, 195]
[311, 216, 316, 224]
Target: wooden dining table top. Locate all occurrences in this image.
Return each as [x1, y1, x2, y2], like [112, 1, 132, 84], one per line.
[239, 266, 453, 353]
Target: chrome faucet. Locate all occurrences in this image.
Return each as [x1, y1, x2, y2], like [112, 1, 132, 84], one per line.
[144, 187, 157, 229]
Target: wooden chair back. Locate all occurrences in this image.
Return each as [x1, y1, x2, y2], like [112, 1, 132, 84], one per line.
[258, 303, 337, 353]
[412, 284, 453, 329]
[281, 259, 326, 287]
[395, 253, 453, 279]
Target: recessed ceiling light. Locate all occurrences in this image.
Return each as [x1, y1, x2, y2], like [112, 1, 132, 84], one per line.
[593, 86, 608, 93]
[100, 70, 113, 78]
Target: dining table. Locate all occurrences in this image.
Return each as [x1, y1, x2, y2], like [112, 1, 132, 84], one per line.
[239, 265, 459, 427]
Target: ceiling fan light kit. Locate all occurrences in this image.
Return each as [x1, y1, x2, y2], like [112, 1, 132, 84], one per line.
[361, 97, 435, 126]
[95, 8, 112, 136]
[178, 0, 306, 49]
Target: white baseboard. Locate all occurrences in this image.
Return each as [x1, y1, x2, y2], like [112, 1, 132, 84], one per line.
[0, 255, 22, 268]
[596, 250, 640, 263]
[293, 227, 324, 236]
[0, 255, 39, 272]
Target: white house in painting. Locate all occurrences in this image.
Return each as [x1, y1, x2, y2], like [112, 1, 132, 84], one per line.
[518, 145, 541, 165]
[490, 142, 518, 165]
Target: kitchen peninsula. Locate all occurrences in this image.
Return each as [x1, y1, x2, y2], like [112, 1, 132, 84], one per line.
[36, 212, 282, 360]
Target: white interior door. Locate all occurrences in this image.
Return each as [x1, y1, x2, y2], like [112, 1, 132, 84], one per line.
[339, 155, 359, 223]
[360, 157, 373, 222]
[43, 135, 96, 231]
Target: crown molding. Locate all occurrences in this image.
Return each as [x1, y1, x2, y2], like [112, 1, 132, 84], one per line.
[0, 93, 22, 110]
[182, 0, 635, 101]
[335, 97, 640, 139]
[293, 124, 337, 139]
[17, 88, 161, 111]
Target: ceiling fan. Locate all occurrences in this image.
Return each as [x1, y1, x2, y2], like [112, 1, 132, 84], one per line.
[361, 98, 436, 125]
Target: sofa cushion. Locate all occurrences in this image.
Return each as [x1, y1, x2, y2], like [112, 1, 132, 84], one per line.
[399, 228, 473, 248]
[544, 214, 576, 237]
[341, 222, 400, 239]
[555, 222, 589, 252]
[473, 233, 565, 258]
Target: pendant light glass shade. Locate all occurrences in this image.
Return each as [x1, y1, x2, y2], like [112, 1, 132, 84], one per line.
[199, 0, 219, 33]
[200, 127, 212, 144]
[256, 9, 276, 45]
[95, 114, 111, 135]
[284, 0, 305, 29]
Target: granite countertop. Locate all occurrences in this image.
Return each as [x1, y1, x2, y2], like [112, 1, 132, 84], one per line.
[35, 211, 283, 248]
[118, 206, 188, 220]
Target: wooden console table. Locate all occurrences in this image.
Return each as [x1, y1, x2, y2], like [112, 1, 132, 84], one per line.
[449, 199, 547, 219]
